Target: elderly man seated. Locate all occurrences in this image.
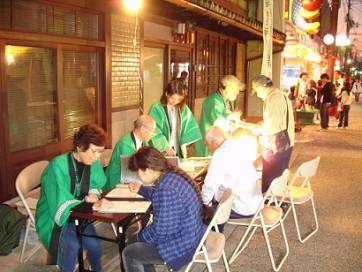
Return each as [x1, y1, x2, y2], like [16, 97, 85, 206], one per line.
[104, 115, 156, 190]
[202, 126, 263, 231]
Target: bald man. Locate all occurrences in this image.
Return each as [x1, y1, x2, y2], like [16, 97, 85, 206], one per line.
[104, 115, 156, 190]
[202, 127, 262, 229]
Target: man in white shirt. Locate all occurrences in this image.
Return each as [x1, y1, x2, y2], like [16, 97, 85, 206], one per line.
[202, 126, 262, 229]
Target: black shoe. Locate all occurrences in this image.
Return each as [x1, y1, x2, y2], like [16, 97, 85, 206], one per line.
[280, 203, 290, 213]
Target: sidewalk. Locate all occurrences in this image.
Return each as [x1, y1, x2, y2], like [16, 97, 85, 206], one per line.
[1, 103, 362, 271]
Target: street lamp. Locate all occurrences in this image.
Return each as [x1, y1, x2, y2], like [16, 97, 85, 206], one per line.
[123, 0, 142, 13]
[323, 34, 335, 45]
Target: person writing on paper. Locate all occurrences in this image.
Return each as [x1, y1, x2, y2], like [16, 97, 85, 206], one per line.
[252, 75, 295, 193]
[122, 146, 205, 272]
[202, 127, 262, 231]
[35, 124, 111, 272]
[195, 75, 245, 157]
[104, 115, 156, 190]
[149, 79, 202, 158]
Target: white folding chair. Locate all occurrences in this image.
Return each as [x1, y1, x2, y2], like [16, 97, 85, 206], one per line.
[228, 169, 290, 272]
[15, 160, 49, 263]
[185, 189, 235, 272]
[281, 156, 320, 243]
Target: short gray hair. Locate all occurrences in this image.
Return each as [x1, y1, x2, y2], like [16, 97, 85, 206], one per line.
[220, 75, 245, 91]
[134, 115, 155, 130]
[205, 127, 225, 146]
[252, 75, 273, 88]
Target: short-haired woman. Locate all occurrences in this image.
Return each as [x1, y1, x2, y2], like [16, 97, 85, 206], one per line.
[122, 146, 205, 272]
[35, 124, 110, 271]
[148, 79, 201, 158]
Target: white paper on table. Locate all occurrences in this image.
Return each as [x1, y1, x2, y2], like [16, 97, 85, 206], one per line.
[106, 187, 143, 199]
[95, 201, 151, 213]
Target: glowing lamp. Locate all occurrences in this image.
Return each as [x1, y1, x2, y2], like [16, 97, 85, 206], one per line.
[123, 0, 142, 13]
[323, 34, 334, 45]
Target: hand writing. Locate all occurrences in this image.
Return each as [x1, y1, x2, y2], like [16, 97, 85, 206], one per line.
[129, 182, 141, 193]
[93, 198, 112, 211]
[85, 193, 98, 203]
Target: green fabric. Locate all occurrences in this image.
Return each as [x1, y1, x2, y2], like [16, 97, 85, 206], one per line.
[35, 153, 106, 251]
[195, 91, 228, 157]
[0, 204, 26, 255]
[148, 101, 201, 155]
[104, 132, 148, 190]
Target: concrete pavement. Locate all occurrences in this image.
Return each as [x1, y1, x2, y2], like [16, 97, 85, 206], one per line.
[1, 103, 362, 271]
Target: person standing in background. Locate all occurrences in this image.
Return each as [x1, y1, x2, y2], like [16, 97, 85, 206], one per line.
[195, 75, 245, 157]
[149, 79, 201, 158]
[338, 81, 353, 129]
[295, 72, 309, 110]
[319, 73, 334, 131]
[252, 75, 295, 193]
[352, 77, 362, 103]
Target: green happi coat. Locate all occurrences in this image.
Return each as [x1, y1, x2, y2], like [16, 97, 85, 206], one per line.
[149, 101, 201, 155]
[195, 91, 233, 157]
[35, 153, 106, 251]
[104, 132, 148, 191]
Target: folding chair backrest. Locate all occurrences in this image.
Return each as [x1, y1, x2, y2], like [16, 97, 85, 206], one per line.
[15, 160, 49, 223]
[192, 189, 234, 257]
[297, 156, 320, 178]
[214, 188, 235, 225]
[265, 169, 290, 205]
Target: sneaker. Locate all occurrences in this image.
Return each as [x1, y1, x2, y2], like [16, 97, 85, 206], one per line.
[319, 128, 327, 132]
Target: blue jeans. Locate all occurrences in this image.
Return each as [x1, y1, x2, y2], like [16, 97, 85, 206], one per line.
[320, 102, 331, 129]
[122, 240, 164, 272]
[262, 147, 293, 193]
[338, 105, 350, 127]
[59, 222, 102, 272]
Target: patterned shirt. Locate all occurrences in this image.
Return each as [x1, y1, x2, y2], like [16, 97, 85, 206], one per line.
[138, 172, 205, 271]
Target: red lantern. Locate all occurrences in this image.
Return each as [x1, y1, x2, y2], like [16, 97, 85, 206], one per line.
[302, 0, 323, 11]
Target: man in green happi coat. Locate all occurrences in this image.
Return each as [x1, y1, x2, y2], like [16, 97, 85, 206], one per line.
[35, 124, 111, 271]
[149, 79, 202, 158]
[195, 75, 245, 157]
[104, 115, 156, 190]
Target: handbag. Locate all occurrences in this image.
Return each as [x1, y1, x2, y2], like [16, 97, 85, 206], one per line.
[267, 96, 291, 154]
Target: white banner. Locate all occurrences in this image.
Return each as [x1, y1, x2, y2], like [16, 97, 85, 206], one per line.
[261, 0, 273, 79]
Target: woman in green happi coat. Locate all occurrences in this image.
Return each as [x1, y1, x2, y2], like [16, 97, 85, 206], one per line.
[35, 124, 111, 271]
[149, 79, 201, 158]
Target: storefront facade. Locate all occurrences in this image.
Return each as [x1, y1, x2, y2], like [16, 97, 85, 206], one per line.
[0, 0, 285, 202]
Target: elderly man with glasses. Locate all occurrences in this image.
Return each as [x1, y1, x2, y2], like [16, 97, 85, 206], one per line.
[104, 115, 156, 190]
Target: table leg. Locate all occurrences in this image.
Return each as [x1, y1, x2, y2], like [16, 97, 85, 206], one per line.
[116, 222, 126, 272]
[75, 219, 85, 272]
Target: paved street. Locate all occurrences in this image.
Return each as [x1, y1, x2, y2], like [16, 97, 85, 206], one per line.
[1, 103, 362, 272]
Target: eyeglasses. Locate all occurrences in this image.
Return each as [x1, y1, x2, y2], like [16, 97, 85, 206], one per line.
[143, 125, 156, 136]
[88, 146, 104, 155]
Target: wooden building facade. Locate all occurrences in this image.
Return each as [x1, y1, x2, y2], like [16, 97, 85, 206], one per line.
[0, 0, 285, 202]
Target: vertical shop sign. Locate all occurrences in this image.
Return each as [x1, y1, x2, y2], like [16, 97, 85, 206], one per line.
[261, 0, 273, 79]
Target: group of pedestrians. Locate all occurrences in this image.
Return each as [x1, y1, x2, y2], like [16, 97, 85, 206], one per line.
[289, 70, 360, 131]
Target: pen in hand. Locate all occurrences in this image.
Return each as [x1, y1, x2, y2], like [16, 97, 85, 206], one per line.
[129, 181, 141, 193]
